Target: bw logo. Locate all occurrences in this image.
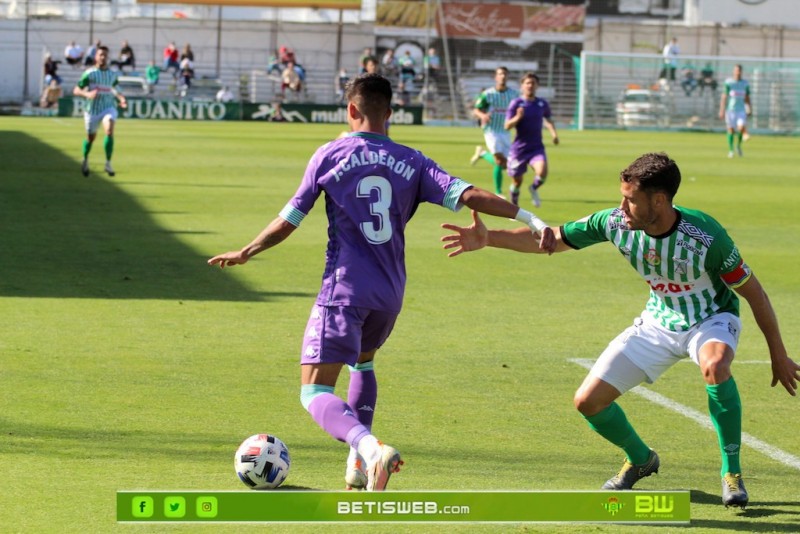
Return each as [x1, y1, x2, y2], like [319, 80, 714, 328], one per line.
[635, 495, 674, 513]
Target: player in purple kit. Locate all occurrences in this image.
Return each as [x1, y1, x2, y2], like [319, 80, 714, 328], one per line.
[209, 73, 555, 491]
[505, 72, 559, 207]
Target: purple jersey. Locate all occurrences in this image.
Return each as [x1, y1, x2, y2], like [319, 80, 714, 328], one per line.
[506, 97, 551, 156]
[280, 132, 471, 313]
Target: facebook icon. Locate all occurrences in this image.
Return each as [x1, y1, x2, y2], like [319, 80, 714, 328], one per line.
[131, 496, 154, 518]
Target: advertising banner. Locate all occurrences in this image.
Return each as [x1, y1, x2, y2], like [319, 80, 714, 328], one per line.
[57, 98, 424, 125]
[377, 1, 585, 39]
[118, 490, 691, 523]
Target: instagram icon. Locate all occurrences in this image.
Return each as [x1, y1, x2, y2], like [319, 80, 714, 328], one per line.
[196, 496, 218, 518]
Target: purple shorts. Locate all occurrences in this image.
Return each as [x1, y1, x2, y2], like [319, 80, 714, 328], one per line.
[507, 148, 546, 178]
[300, 305, 398, 366]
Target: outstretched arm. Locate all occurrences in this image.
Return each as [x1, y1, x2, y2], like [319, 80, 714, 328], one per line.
[734, 274, 799, 395]
[441, 210, 571, 257]
[458, 187, 555, 253]
[208, 216, 297, 269]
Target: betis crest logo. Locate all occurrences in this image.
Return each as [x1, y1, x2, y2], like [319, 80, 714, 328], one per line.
[602, 496, 624, 516]
[645, 249, 661, 266]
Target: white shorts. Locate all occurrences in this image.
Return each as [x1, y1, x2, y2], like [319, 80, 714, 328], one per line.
[725, 110, 747, 130]
[483, 130, 511, 157]
[84, 107, 118, 135]
[589, 312, 742, 394]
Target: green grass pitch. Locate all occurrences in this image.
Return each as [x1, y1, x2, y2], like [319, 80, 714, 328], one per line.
[1, 117, 798, 533]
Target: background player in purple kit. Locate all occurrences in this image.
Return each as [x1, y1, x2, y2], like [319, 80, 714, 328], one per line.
[208, 73, 555, 492]
[505, 72, 559, 207]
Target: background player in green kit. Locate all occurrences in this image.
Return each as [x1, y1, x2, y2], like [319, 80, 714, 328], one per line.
[73, 45, 127, 177]
[719, 64, 751, 158]
[442, 152, 799, 508]
[470, 66, 519, 198]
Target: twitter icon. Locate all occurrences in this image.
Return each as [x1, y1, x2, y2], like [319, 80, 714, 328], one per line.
[164, 496, 186, 518]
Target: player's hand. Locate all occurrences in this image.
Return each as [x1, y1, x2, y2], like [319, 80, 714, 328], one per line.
[119, 98, 127, 109]
[552, 136, 559, 146]
[771, 354, 800, 396]
[440, 210, 488, 257]
[537, 226, 556, 255]
[87, 89, 99, 100]
[208, 250, 250, 269]
[514, 106, 525, 120]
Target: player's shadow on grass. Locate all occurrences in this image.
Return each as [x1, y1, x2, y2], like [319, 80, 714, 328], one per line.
[0, 132, 309, 302]
[688, 489, 800, 531]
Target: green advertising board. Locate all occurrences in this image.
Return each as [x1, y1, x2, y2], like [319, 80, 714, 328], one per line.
[57, 98, 423, 125]
[118, 490, 690, 524]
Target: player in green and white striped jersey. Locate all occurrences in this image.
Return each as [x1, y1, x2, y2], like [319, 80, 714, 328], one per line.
[470, 67, 519, 197]
[73, 46, 127, 177]
[719, 64, 751, 158]
[441, 152, 799, 508]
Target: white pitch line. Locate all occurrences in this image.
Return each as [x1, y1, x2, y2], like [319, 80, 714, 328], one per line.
[569, 358, 800, 471]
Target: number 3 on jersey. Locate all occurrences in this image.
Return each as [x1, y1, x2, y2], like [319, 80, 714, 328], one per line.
[357, 176, 393, 244]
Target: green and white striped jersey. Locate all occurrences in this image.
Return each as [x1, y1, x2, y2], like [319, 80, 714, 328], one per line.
[561, 206, 752, 332]
[77, 67, 120, 115]
[723, 78, 750, 113]
[475, 87, 519, 133]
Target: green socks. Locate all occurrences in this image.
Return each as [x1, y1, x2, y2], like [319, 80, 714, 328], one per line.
[727, 132, 734, 151]
[585, 402, 651, 465]
[83, 137, 113, 160]
[707, 377, 742, 476]
[104, 135, 114, 160]
[492, 165, 503, 195]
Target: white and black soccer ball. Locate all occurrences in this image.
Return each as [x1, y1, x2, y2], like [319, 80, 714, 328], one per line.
[234, 433, 291, 489]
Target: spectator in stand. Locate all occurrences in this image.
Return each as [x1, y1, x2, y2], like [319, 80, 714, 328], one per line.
[64, 41, 84, 68]
[40, 78, 63, 108]
[163, 42, 180, 78]
[699, 63, 718, 96]
[336, 68, 349, 104]
[145, 61, 160, 90]
[281, 60, 303, 99]
[179, 55, 194, 92]
[380, 48, 398, 80]
[111, 40, 135, 72]
[269, 101, 288, 122]
[423, 47, 441, 86]
[398, 50, 416, 91]
[84, 39, 101, 67]
[268, 46, 296, 76]
[43, 53, 62, 86]
[280, 46, 296, 65]
[364, 57, 379, 75]
[359, 47, 377, 74]
[661, 37, 679, 82]
[680, 64, 698, 96]
[181, 43, 194, 62]
[216, 85, 235, 103]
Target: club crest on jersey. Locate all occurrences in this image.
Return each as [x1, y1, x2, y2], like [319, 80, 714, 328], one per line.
[645, 249, 661, 266]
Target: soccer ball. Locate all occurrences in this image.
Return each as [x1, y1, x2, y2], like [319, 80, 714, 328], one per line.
[234, 433, 291, 489]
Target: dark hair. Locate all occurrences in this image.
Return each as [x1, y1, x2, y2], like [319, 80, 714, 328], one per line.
[98, 45, 110, 54]
[495, 66, 509, 75]
[620, 152, 681, 200]
[345, 73, 392, 121]
[521, 72, 540, 84]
